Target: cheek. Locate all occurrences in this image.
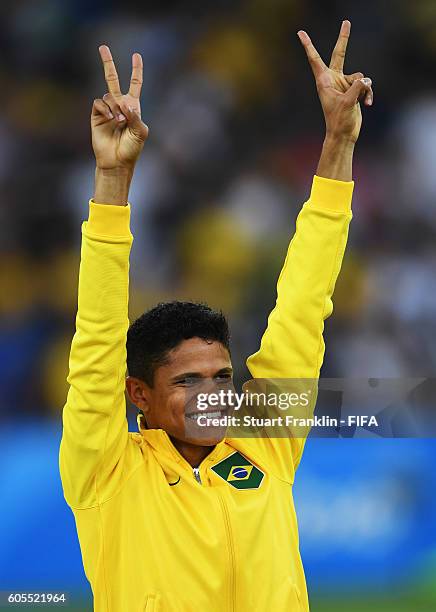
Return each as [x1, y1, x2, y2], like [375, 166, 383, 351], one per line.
[167, 389, 187, 418]
[156, 388, 187, 427]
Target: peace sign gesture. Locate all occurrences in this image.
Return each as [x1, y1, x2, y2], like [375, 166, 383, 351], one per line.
[91, 45, 149, 172]
[298, 20, 373, 144]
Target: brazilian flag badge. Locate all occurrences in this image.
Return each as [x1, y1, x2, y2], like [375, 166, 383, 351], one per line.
[211, 451, 264, 490]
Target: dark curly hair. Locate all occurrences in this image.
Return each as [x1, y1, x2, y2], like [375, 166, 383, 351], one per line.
[126, 301, 230, 386]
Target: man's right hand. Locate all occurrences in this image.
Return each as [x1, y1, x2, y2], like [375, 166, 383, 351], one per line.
[92, 45, 149, 172]
[92, 45, 149, 206]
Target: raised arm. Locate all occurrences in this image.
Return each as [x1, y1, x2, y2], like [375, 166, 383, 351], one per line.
[59, 47, 149, 509]
[243, 21, 373, 473]
[247, 20, 372, 379]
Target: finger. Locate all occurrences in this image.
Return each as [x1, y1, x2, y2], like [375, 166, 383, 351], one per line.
[344, 73, 373, 105]
[364, 89, 373, 106]
[344, 72, 364, 86]
[120, 100, 149, 136]
[122, 104, 149, 141]
[329, 20, 351, 72]
[128, 52, 143, 99]
[297, 30, 327, 78]
[342, 77, 372, 108]
[103, 92, 126, 122]
[364, 82, 374, 106]
[98, 45, 122, 97]
[92, 98, 114, 120]
[121, 102, 149, 141]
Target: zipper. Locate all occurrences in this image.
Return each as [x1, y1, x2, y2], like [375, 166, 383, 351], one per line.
[172, 438, 234, 608]
[193, 467, 202, 484]
[217, 491, 236, 612]
[158, 430, 221, 484]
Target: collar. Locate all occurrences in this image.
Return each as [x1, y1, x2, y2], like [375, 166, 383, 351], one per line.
[137, 413, 230, 467]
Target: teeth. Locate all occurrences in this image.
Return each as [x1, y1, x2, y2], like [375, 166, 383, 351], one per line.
[186, 411, 223, 421]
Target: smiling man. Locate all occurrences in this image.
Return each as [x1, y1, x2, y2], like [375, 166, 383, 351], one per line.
[59, 20, 373, 612]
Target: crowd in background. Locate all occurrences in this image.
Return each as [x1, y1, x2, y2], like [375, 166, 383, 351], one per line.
[2, 0, 436, 419]
[2, 2, 436, 608]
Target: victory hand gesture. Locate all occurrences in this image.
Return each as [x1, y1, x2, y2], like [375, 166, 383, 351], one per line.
[92, 45, 149, 172]
[298, 20, 373, 144]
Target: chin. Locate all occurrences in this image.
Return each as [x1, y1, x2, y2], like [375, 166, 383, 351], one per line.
[182, 419, 227, 447]
[177, 424, 226, 447]
[185, 433, 225, 447]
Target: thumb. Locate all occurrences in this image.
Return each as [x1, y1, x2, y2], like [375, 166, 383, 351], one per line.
[342, 77, 372, 108]
[122, 104, 149, 141]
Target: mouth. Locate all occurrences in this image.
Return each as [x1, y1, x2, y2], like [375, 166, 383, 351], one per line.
[185, 410, 226, 422]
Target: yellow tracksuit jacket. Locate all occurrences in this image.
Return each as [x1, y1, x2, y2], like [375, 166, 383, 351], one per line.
[59, 175, 353, 611]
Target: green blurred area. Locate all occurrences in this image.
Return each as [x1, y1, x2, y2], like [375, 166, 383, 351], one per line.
[2, 596, 435, 612]
[311, 597, 435, 612]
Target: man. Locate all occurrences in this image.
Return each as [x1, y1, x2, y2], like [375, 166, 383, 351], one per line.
[59, 20, 373, 611]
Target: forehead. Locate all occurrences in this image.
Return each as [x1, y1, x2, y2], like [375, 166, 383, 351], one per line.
[163, 337, 231, 376]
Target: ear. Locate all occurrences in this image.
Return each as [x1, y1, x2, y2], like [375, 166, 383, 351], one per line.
[125, 376, 151, 413]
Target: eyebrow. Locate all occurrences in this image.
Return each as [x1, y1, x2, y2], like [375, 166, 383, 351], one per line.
[171, 367, 233, 383]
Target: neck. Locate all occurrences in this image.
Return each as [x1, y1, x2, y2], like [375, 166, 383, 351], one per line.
[170, 437, 215, 468]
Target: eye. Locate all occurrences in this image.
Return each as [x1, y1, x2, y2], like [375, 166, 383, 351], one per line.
[178, 376, 200, 386]
[215, 373, 232, 381]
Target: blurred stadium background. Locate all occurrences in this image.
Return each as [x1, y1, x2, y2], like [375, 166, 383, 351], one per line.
[1, 0, 436, 610]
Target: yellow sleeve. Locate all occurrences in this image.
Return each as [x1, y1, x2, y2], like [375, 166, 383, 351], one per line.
[59, 201, 137, 509]
[243, 175, 353, 474]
